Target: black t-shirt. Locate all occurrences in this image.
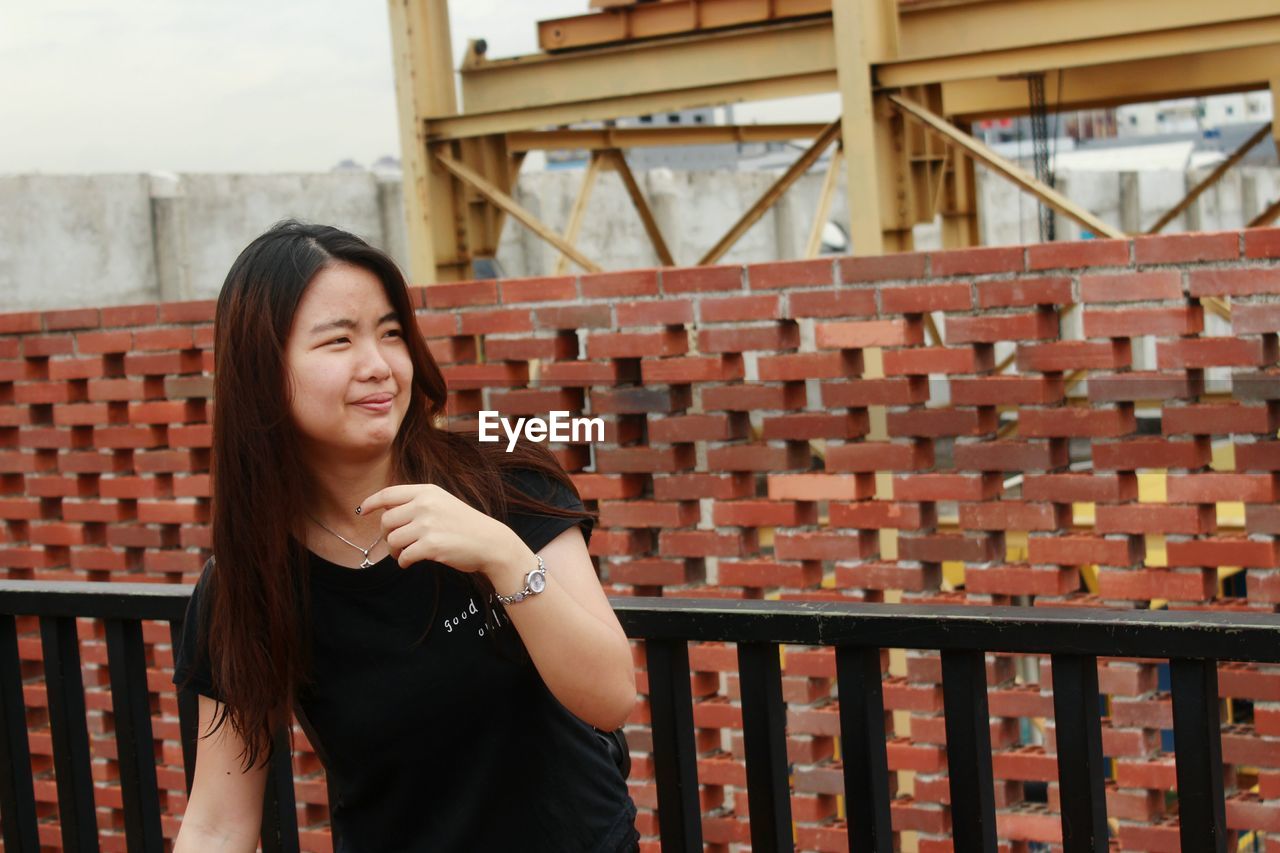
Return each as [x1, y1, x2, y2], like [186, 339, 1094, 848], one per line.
[173, 468, 638, 853]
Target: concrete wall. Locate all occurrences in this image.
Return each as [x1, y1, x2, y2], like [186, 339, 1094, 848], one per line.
[3, 164, 1278, 311]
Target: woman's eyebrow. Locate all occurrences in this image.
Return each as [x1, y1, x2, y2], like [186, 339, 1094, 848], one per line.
[309, 312, 398, 334]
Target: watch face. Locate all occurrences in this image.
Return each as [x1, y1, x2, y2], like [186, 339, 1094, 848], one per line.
[528, 570, 546, 594]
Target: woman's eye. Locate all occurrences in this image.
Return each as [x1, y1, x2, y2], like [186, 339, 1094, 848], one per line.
[384, 328, 403, 339]
[327, 337, 350, 346]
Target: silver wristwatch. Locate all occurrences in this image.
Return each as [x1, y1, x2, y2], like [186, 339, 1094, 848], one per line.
[495, 554, 546, 605]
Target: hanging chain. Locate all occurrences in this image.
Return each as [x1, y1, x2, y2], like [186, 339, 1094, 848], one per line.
[1026, 73, 1056, 242]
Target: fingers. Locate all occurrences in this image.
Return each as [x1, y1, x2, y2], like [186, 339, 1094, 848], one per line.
[357, 484, 424, 516]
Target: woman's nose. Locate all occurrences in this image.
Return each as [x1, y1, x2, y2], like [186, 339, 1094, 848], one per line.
[357, 339, 393, 380]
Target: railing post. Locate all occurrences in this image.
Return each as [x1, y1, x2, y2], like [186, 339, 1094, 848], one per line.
[836, 645, 893, 853]
[941, 648, 998, 852]
[644, 638, 704, 852]
[737, 641, 794, 852]
[1170, 657, 1228, 853]
[260, 724, 301, 853]
[105, 618, 164, 852]
[40, 615, 100, 852]
[1050, 654, 1108, 853]
[0, 614, 39, 851]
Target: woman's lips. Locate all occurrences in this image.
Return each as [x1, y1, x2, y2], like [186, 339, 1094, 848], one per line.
[353, 394, 394, 413]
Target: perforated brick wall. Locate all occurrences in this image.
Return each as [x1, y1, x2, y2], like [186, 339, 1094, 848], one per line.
[1, 227, 1279, 851]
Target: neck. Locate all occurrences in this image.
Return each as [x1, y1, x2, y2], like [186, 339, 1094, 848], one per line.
[303, 451, 396, 535]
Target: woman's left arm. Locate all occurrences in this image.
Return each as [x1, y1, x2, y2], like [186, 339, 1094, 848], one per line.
[360, 483, 637, 731]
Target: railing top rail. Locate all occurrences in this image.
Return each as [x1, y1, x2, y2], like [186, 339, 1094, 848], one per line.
[2, 581, 1278, 663]
[612, 597, 1280, 662]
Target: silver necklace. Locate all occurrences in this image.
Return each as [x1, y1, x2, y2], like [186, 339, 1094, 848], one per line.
[307, 514, 382, 568]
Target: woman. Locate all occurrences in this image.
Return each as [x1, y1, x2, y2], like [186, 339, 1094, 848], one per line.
[172, 220, 639, 852]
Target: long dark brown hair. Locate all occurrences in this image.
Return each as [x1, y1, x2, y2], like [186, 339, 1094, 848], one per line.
[187, 219, 595, 770]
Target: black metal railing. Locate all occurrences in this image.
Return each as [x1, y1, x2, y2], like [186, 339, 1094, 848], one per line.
[0, 581, 1277, 852]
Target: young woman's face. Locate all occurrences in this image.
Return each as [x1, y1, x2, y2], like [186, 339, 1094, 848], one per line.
[284, 261, 413, 463]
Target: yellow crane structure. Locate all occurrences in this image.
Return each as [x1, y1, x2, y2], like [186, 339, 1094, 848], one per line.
[387, 0, 1280, 284]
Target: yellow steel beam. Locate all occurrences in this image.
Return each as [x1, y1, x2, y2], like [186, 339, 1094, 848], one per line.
[805, 144, 843, 259]
[387, 0, 456, 283]
[555, 151, 605, 274]
[888, 94, 1124, 240]
[1249, 197, 1280, 229]
[608, 149, 677, 267]
[506, 123, 830, 152]
[941, 45, 1280, 120]
[698, 119, 842, 265]
[1147, 122, 1274, 234]
[435, 152, 605, 274]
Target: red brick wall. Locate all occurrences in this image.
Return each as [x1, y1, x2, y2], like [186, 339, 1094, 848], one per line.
[2, 227, 1279, 851]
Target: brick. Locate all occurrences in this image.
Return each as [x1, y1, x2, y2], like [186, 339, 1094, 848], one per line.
[1236, 440, 1280, 471]
[482, 335, 566, 362]
[1091, 437, 1209, 470]
[1167, 472, 1276, 503]
[966, 564, 1079, 596]
[1016, 339, 1130, 372]
[580, 269, 658, 299]
[1026, 238, 1130, 271]
[498, 275, 576, 304]
[1234, 370, 1280, 401]
[0, 312, 42, 334]
[658, 530, 749, 558]
[1027, 534, 1138, 566]
[719, 559, 822, 588]
[640, 355, 743, 383]
[458, 307, 533, 335]
[100, 304, 159, 327]
[835, 560, 939, 591]
[827, 440, 933, 472]
[821, 377, 928, 406]
[1087, 371, 1203, 403]
[14, 382, 78, 405]
[887, 407, 997, 437]
[662, 265, 741, 294]
[1233, 303, 1280, 335]
[441, 363, 528, 389]
[815, 318, 924, 348]
[787, 288, 877, 318]
[123, 351, 202, 376]
[1099, 567, 1214, 601]
[883, 345, 995, 376]
[47, 356, 105, 381]
[1191, 266, 1280, 297]
[697, 324, 799, 353]
[930, 245, 1022, 277]
[53, 403, 111, 427]
[415, 312, 457, 337]
[757, 351, 862, 381]
[712, 500, 817, 527]
[134, 327, 195, 351]
[87, 378, 148, 402]
[614, 298, 693, 327]
[953, 439, 1068, 472]
[768, 474, 875, 502]
[158, 300, 216, 323]
[597, 500, 699, 528]
[594, 444, 695, 472]
[706, 442, 808, 472]
[532, 305, 612, 333]
[830, 499, 934, 529]
[592, 385, 691, 414]
[1022, 472, 1135, 503]
[959, 501, 1067, 531]
[73, 330, 132, 355]
[1094, 504, 1213, 535]
[42, 308, 100, 331]
[1082, 305, 1203, 338]
[746, 258, 832, 290]
[421, 280, 498, 309]
[93, 426, 165, 450]
[946, 309, 1058, 344]
[1134, 231, 1238, 264]
[162, 375, 215, 401]
[1019, 406, 1135, 438]
[949, 376, 1063, 406]
[1244, 227, 1280, 259]
[586, 329, 685, 360]
[898, 533, 998, 564]
[762, 411, 868, 440]
[881, 283, 971, 313]
[1246, 504, 1280, 535]
[774, 530, 876, 561]
[655, 472, 754, 502]
[22, 335, 74, 358]
[699, 294, 780, 323]
[1165, 537, 1277, 568]
[648, 413, 745, 443]
[894, 472, 1001, 501]
[838, 252, 927, 283]
[1162, 403, 1273, 436]
[976, 276, 1072, 308]
[1157, 337, 1275, 369]
[1080, 270, 1182, 303]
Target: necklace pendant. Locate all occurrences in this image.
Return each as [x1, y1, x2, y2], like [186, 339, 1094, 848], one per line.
[360, 553, 374, 569]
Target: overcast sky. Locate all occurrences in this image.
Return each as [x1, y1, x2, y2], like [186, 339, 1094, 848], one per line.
[3, 1, 837, 174]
